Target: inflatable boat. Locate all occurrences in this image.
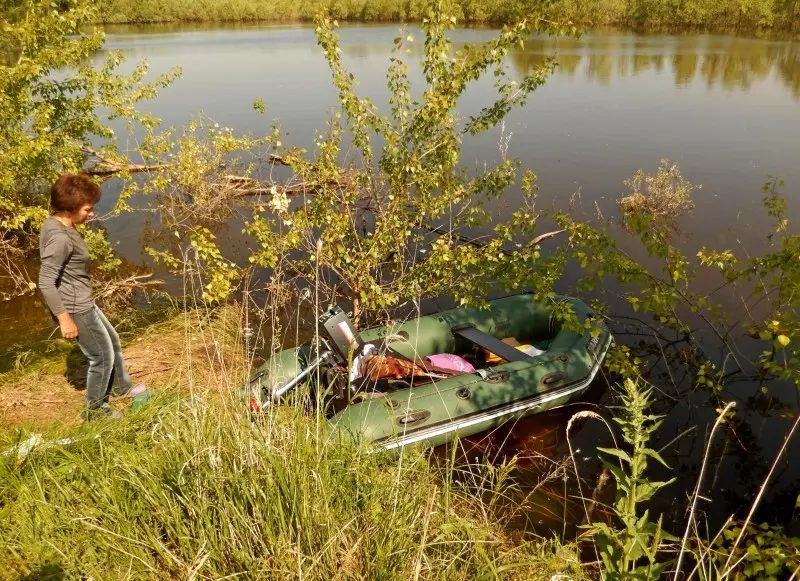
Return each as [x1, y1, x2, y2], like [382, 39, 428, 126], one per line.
[245, 293, 612, 453]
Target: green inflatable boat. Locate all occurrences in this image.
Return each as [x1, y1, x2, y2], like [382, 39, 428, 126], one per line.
[245, 293, 612, 453]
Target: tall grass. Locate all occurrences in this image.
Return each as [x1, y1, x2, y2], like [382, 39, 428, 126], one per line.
[0, 348, 583, 579]
[95, 0, 800, 32]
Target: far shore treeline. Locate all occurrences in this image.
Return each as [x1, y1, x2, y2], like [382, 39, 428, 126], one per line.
[97, 0, 799, 33]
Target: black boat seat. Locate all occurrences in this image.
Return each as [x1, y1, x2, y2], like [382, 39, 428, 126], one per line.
[450, 324, 533, 363]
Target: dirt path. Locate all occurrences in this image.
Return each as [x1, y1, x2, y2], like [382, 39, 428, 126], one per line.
[0, 307, 248, 428]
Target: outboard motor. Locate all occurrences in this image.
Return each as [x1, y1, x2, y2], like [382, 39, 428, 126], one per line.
[248, 305, 363, 411]
[317, 305, 363, 365]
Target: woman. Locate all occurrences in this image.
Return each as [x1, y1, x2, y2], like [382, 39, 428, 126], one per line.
[39, 174, 146, 420]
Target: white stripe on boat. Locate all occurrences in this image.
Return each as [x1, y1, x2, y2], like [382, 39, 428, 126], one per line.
[376, 333, 613, 452]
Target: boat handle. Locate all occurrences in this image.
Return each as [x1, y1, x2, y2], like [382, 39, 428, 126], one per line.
[541, 372, 565, 387]
[397, 409, 431, 426]
[482, 370, 510, 384]
[456, 388, 470, 400]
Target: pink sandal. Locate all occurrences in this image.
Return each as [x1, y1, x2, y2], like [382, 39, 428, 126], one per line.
[110, 383, 148, 401]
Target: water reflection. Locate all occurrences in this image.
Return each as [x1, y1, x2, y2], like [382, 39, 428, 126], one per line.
[512, 33, 800, 98]
[101, 23, 800, 99]
[430, 379, 616, 536]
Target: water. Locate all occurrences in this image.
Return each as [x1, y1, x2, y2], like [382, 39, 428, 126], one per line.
[3, 23, 798, 533]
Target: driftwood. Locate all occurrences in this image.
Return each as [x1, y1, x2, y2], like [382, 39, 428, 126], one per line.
[268, 154, 290, 166]
[78, 148, 566, 255]
[83, 161, 173, 178]
[81, 148, 291, 180]
[225, 183, 318, 198]
[93, 273, 163, 301]
[222, 173, 566, 253]
[222, 175, 256, 185]
[79, 145, 328, 198]
[221, 168, 356, 199]
[81, 147, 172, 177]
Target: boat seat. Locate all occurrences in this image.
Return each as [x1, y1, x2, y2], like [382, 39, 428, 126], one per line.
[450, 324, 534, 363]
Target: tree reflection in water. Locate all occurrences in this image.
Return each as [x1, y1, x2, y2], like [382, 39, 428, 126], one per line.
[510, 33, 800, 99]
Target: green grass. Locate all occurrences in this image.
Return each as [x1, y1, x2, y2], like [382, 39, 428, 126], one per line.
[0, 390, 586, 579]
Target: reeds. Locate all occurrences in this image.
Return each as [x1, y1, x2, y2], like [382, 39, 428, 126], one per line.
[0, 298, 584, 579]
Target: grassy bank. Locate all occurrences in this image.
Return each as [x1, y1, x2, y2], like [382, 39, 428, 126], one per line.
[96, 0, 800, 32]
[0, 303, 246, 427]
[0, 305, 584, 579]
[0, 399, 585, 578]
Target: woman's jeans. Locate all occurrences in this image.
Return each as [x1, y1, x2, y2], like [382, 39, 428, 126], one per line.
[72, 305, 133, 410]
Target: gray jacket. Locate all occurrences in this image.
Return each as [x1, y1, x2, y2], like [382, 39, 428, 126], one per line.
[38, 216, 94, 316]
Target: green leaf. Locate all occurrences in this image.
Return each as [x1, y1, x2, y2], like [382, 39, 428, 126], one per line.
[599, 458, 628, 491]
[641, 447, 671, 468]
[634, 479, 675, 503]
[598, 446, 632, 464]
[660, 528, 681, 542]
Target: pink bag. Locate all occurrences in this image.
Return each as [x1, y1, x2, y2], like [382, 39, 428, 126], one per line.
[424, 353, 476, 374]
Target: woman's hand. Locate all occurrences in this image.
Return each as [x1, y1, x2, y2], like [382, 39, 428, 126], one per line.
[57, 312, 78, 339]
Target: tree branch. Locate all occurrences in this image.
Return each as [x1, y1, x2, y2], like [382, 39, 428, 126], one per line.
[81, 147, 172, 177]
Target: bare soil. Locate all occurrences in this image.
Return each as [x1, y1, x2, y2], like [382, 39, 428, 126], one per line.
[0, 307, 248, 428]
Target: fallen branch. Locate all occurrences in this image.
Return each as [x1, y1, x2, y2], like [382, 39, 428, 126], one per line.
[530, 229, 566, 246]
[93, 273, 163, 301]
[268, 154, 290, 166]
[222, 171, 356, 199]
[229, 185, 314, 197]
[84, 161, 173, 178]
[81, 147, 172, 177]
[424, 224, 565, 256]
[222, 175, 256, 185]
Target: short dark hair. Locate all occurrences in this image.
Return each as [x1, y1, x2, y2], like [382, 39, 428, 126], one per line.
[50, 174, 101, 213]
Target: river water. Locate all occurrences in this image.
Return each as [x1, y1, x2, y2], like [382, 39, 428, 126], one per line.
[3, 23, 799, 533]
